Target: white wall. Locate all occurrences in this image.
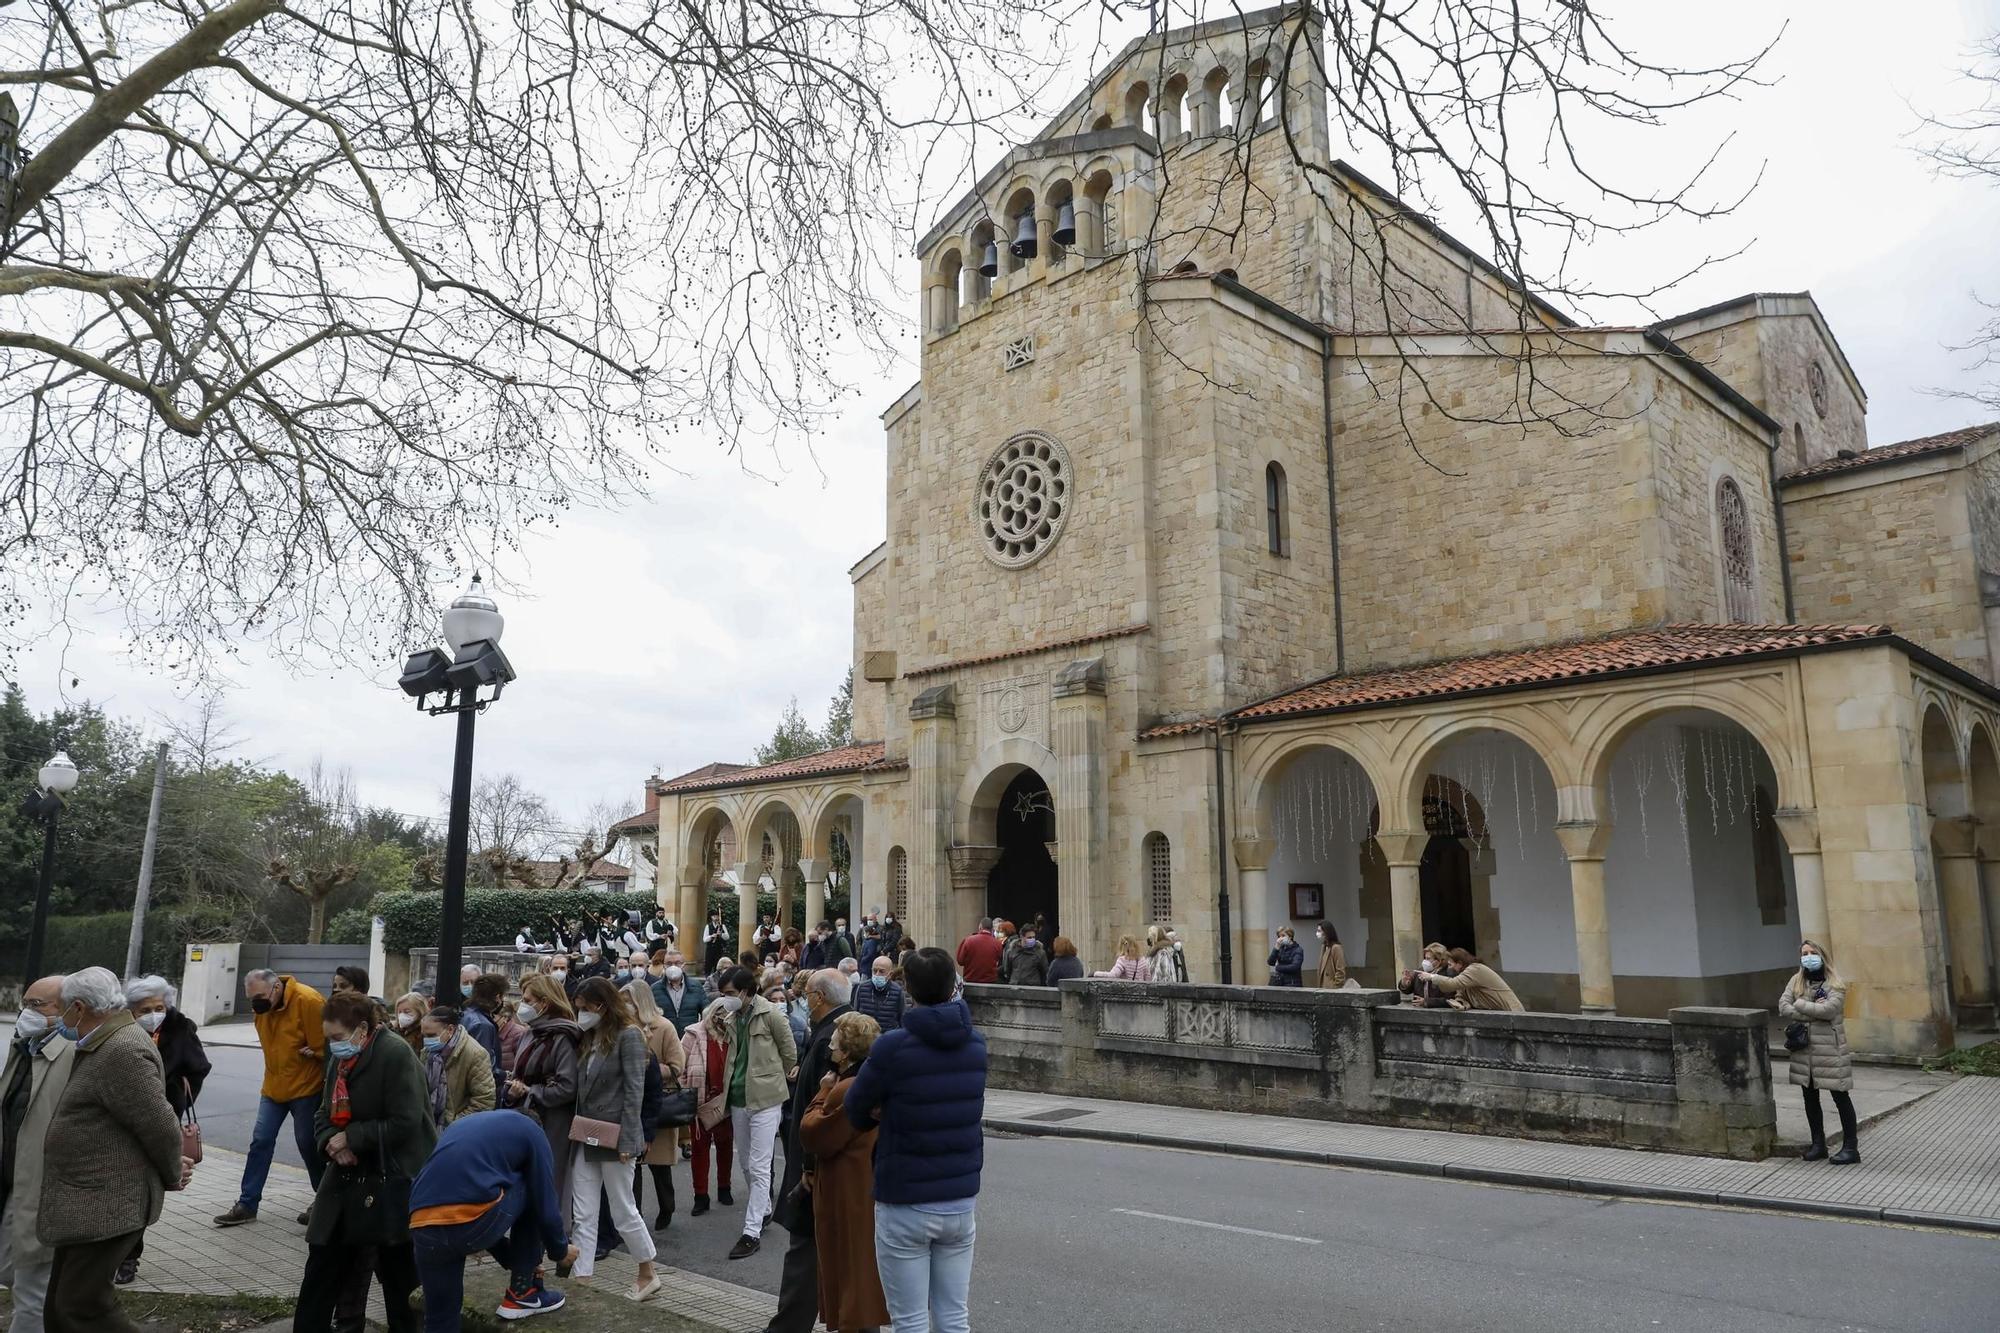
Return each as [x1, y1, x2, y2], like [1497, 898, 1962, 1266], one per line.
[1264, 747, 1377, 970]
[1428, 733, 1573, 973]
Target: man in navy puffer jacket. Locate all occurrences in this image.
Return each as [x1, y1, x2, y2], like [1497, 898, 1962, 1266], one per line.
[844, 947, 986, 1333]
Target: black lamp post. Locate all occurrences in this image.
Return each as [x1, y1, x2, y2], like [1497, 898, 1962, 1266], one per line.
[399, 575, 515, 990]
[20, 750, 78, 980]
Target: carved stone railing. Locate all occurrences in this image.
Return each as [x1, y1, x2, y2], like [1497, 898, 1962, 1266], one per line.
[964, 980, 1775, 1159]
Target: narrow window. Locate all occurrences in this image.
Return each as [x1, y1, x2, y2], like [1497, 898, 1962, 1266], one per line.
[1145, 832, 1173, 922]
[1265, 461, 1290, 556]
[1717, 476, 1756, 621]
[889, 846, 909, 920]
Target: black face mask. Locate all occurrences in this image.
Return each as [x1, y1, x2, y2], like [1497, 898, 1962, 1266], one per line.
[250, 996, 273, 1014]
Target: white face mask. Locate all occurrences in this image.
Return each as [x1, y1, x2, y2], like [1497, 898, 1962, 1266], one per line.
[577, 1011, 602, 1030]
[551, 970, 568, 981]
[665, 966, 685, 983]
[1420, 960, 1435, 973]
[395, 1011, 417, 1029]
[136, 1010, 168, 1033]
[515, 1004, 539, 1024]
[718, 996, 743, 1015]
[14, 1011, 50, 1040]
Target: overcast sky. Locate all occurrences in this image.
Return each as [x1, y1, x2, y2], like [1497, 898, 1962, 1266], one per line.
[12, 2, 2000, 839]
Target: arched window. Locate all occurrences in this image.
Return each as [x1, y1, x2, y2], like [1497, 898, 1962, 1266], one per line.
[1716, 476, 1756, 621]
[1265, 461, 1290, 557]
[889, 846, 909, 920]
[1145, 832, 1173, 922]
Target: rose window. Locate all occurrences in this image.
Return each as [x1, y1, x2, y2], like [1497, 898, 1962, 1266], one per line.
[977, 432, 1071, 568]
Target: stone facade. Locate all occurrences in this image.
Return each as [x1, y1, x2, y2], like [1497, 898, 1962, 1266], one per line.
[627, 9, 2000, 1059]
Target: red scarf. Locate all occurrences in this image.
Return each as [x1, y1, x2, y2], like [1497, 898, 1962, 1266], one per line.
[328, 1028, 375, 1127]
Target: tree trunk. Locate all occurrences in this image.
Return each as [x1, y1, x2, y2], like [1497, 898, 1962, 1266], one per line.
[308, 895, 328, 945]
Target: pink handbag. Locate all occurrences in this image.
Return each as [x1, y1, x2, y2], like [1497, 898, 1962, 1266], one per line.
[180, 1081, 203, 1164]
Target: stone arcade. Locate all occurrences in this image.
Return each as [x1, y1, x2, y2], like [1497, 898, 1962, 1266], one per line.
[614, 7, 2000, 1058]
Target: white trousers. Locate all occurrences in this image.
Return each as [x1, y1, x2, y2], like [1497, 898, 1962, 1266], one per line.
[568, 1148, 655, 1277]
[0, 1197, 53, 1333]
[730, 1103, 783, 1239]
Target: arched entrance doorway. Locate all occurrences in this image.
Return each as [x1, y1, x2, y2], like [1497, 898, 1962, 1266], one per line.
[1419, 778, 1480, 954]
[989, 768, 1058, 935]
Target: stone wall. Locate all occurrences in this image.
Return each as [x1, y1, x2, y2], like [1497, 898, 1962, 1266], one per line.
[967, 980, 1777, 1159]
[1782, 463, 1988, 675]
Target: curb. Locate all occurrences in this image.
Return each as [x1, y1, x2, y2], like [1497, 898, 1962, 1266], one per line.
[983, 1115, 2000, 1238]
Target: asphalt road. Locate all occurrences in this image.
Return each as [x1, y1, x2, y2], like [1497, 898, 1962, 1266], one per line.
[11, 1026, 1995, 1330]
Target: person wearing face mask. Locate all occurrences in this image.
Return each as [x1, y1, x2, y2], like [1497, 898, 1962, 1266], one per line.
[564, 978, 662, 1301]
[38, 967, 192, 1333]
[880, 911, 904, 956]
[802, 925, 829, 971]
[764, 970, 854, 1333]
[421, 1006, 497, 1129]
[1266, 927, 1305, 986]
[719, 966, 799, 1261]
[680, 997, 739, 1218]
[650, 950, 708, 1037]
[214, 968, 325, 1228]
[392, 993, 430, 1057]
[112, 976, 210, 1287]
[827, 919, 855, 967]
[457, 971, 504, 1088]
[1399, 943, 1453, 1006]
[799, 1012, 891, 1333]
[1424, 948, 1524, 1012]
[1781, 939, 1859, 1164]
[495, 997, 530, 1088]
[1001, 926, 1048, 987]
[853, 955, 909, 1030]
[294, 990, 433, 1333]
[505, 974, 584, 1221]
[0, 974, 78, 1333]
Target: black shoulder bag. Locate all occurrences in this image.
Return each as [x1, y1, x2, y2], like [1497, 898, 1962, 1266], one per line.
[307, 1133, 412, 1248]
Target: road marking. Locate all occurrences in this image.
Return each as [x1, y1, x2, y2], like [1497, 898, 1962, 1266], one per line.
[1110, 1207, 1322, 1245]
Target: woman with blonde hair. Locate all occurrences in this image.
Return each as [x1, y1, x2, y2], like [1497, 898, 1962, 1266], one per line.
[680, 995, 738, 1216]
[392, 992, 429, 1056]
[568, 977, 660, 1300]
[1780, 938, 1858, 1163]
[1093, 935, 1149, 980]
[800, 1012, 890, 1331]
[625, 978, 686, 1228]
[1145, 925, 1185, 983]
[507, 972, 582, 1215]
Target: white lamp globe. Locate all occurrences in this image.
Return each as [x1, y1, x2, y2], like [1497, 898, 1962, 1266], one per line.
[39, 750, 79, 794]
[442, 573, 504, 657]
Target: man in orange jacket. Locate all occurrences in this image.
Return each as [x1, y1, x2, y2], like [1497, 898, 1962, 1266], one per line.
[213, 970, 326, 1227]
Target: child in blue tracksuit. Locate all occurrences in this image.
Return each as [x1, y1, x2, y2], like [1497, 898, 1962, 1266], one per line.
[408, 1111, 574, 1328]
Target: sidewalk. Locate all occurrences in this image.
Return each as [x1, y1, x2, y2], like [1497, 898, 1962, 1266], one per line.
[983, 1076, 2000, 1235]
[136, 1146, 790, 1332]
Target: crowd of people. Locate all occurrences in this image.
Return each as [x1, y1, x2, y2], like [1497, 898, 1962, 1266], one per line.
[0, 907, 992, 1333]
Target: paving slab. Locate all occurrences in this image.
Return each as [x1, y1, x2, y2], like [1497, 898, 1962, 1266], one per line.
[983, 1074, 2000, 1234]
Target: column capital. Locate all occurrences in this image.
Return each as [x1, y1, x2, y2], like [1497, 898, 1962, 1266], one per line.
[795, 857, 826, 883]
[946, 843, 1002, 892]
[1052, 656, 1106, 699]
[1553, 819, 1612, 861]
[1772, 807, 1820, 856]
[677, 864, 706, 889]
[1933, 813, 1980, 860]
[1231, 835, 1275, 872]
[910, 682, 956, 721]
[1374, 829, 1427, 865]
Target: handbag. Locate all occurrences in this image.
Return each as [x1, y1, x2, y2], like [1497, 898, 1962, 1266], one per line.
[656, 1085, 698, 1128]
[569, 1115, 624, 1150]
[308, 1142, 412, 1247]
[696, 1091, 730, 1131]
[1784, 1021, 1810, 1052]
[179, 1080, 203, 1165]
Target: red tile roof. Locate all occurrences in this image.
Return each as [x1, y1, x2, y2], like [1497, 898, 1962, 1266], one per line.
[656, 741, 900, 794]
[1140, 623, 1893, 738]
[904, 624, 1149, 678]
[608, 809, 657, 834]
[1780, 423, 2000, 482]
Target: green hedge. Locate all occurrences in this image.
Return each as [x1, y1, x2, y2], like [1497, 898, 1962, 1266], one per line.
[377, 888, 651, 952]
[325, 908, 377, 946]
[0, 910, 194, 984]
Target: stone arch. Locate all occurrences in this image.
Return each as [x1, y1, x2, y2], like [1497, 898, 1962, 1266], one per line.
[1253, 739, 1389, 981]
[804, 783, 868, 860]
[1123, 79, 1153, 132]
[1160, 71, 1191, 137]
[966, 218, 996, 299]
[1080, 162, 1120, 255]
[737, 792, 805, 880]
[1199, 64, 1232, 135]
[997, 182, 1039, 272]
[930, 246, 963, 335]
[1237, 731, 1395, 838]
[1396, 713, 1573, 835]
[953, 736, 1062, 845]
[1922, 699, 1968, 819]
[680, 802, 735, 881]
[1580, 689, 1805, 818]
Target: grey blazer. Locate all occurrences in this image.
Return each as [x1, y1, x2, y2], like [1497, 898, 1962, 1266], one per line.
[572, 1025, 646, 1158]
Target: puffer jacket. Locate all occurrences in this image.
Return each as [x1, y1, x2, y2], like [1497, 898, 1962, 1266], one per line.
[1267, 939, 1305, 986]
[1779, 972, 1853, 1092]
[844, 997, 986, 1205]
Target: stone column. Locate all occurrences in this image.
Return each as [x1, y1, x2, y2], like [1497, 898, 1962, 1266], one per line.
[1934, 815, 1993, 1016]
[1052, 658, 1109, 964]
[1034, 205, 1057, 270]
[1232, 835, 1275, 987]
[1554, 819, 1616, 1013]
[796, 857, 827, 929]
[1774, 808, 1829, 944]
[1374, 830, 1427, 977]
[946, 845, 1003, 946]
[1981, 847, 2000, 1010]
[907, 684, 958, 955]
[729, 861, 758, 958]
[676, 868, 705, 945]
[775, 865, 799, 933]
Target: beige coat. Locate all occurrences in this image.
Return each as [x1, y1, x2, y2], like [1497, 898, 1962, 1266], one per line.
[1316, 943, 1347, 989]
[0, 1033, 75, 1267]
[1779, 973, 1853, 1092]
[1427, 962, 1524, 1012]
[441, 1028, 496, 1124]
[642, 1019, 686, 1165]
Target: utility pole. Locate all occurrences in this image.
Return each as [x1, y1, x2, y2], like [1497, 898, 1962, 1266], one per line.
[125, 741, 169, 977]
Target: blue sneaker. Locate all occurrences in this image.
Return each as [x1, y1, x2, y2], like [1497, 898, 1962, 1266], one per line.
[496, 1284, 566, 1320]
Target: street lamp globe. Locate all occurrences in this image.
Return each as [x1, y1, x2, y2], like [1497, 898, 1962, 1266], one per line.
[38, 750, 78, 794]
[442, 573, 504, 657]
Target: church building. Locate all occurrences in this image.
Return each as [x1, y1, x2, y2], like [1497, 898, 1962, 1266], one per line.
[616, 7, 2000, 1057]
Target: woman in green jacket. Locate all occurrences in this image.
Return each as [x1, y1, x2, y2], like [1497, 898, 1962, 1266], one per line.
[719, 965, 799, 1261]
[294, 990, 438, 1333]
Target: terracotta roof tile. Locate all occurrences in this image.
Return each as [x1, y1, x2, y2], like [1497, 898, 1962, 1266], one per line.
[1780, 422, 2000, 482]
[608, 809, 657, 834]
[1139, 623, 1892, 738]
[657, 741, 901, 794]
